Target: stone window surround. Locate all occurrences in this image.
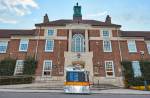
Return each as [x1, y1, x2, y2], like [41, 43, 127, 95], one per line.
[104, 60, 115, 77]
[42, 60, 53, 77]
[19, 39, 29, 52]
[0, 41, 8, 53]
[14, 60, 24, 76]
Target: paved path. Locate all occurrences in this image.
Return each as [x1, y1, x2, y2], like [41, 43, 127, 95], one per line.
[0, 88, 150, 95]
[0, 92, 150, 98]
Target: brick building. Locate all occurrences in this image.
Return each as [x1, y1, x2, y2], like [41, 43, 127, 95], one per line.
[0, 3, 150, 87]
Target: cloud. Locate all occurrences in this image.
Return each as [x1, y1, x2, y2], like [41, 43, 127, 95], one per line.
[0, 18, 18, 24]
[0, 0, 38, 16]
[84, 11, 108, 19]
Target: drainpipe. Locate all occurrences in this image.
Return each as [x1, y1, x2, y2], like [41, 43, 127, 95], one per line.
[116, 28, 124, 86]
[35, 26, 41, 60]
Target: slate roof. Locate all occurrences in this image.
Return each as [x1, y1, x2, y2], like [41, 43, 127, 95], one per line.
[35, 19, 121, 27]
[0, 29, 36, 38]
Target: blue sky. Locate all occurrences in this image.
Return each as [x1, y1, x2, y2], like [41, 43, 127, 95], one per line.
[0, 0, 150, 31]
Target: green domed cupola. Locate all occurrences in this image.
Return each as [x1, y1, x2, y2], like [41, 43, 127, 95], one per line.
[73, 3, 82, 20]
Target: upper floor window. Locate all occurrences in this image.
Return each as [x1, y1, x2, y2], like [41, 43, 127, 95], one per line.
[45, 40, 54, 52]
[72, 34, 85, 52]
[103, 40, 112, 52]
[47, 29, 54, 36]
[102, 30, 110, 38]
[105, 61, 115, 77]
[132, 61, 142, 77]
[19, 40, 29, 52]
[127, 40, 137, 53]
[0, 41, 8, 53]
[14, 60, 24, 75]
[42, 60, 52, 76]
[146, 42, 150, 54]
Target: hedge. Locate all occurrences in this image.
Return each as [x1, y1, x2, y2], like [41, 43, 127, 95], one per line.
[121, 60, 150, 88]
[23, 56, 37, 75]
[0, 57, 16, 76]
[0, 76, 34, 85]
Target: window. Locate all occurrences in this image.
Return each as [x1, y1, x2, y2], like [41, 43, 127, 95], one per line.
[105, 61, 115, 77]
[19, 40, 29, 52]
[71, 34, 85, 52]
[14, 60, 24, 75]
[127, 40, 137, 53]
[132, 61, 142, 77]
[0, 41, 8, 53]
[42, 60, 52, 76]
[102, 30, 109, 38]
[45, 40, 54, 52]
[47, 29, 54, 36]
[146, 42, 150, 54]
[103, 40, 112, 52]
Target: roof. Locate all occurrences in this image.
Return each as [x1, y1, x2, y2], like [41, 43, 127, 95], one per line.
[120, 31, 150, 40]
[0, 29, 36, 38]
[35, 19, 121, 27]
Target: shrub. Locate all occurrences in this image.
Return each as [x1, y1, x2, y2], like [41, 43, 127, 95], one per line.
[0, 76, 34, 85]
[0, 57, 16, 76]
[23, 56, 37, 75]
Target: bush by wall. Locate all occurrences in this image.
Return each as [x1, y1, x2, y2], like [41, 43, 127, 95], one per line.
[121, 60, 150, 88]
[23, 56, 37, 75]
[0, 76, 34, 85]
[0, 57, 16, 76]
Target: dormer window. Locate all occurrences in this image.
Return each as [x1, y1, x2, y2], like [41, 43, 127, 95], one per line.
[47, 29, 54, 36]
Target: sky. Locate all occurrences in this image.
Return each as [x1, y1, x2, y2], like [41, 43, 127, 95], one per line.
[0, 0, 150, 31]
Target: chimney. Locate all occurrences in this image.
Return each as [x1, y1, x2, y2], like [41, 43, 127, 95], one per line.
[43, 13, 49, 23]
[105, 15, 111, 24]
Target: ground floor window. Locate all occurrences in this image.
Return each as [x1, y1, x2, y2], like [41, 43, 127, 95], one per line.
[14, 60, 24, 75]
[105, 61, 115, 77]
[132, 61, 142, 77]
[42, 60, 52, 76]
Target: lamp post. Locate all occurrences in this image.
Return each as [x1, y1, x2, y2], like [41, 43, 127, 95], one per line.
[140, 51, 148, 90]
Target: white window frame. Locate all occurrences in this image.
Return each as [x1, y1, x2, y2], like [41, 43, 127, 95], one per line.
[45, 40, 54, 52]
[47, 29, 54, 36]
[19, 39, 29, 52]
[127, 40, 137, 53]
[42, 60, 53, 77]
[14, 60, 24, 75]
[100, 29, 112, 38]
[146, 42, 150, 54]
[103, 40, 112, 52]
[105, 61, 115, 77]
[102, 30, 110, 38]
[71, 34, 85, 52]
[0, 41, 8, 53]
[132, 61, 142, 77]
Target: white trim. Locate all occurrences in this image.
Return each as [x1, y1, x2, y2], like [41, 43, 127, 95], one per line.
[0, 41, 8, 53]
[14, 60, 24, 76]
[19, 39, 29, 52]
[132, 61, 142, 77]
[105, 60, 115, 77]
[42, 60, 53, 77]
[100, 29, 112, 38]
[45, 28, 57, 37]
[103, 40, 112, 52]
[127, 40, 137, 53]
[146, 41, 150, 54]
[45, 39, 54, 52]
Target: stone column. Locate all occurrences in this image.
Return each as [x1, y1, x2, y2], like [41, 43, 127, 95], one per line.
[85, 29, 89, 52]
[68, 29, 72, 51]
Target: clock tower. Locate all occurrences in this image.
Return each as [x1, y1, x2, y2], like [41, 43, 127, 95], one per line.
[73, 3, 82, 21]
